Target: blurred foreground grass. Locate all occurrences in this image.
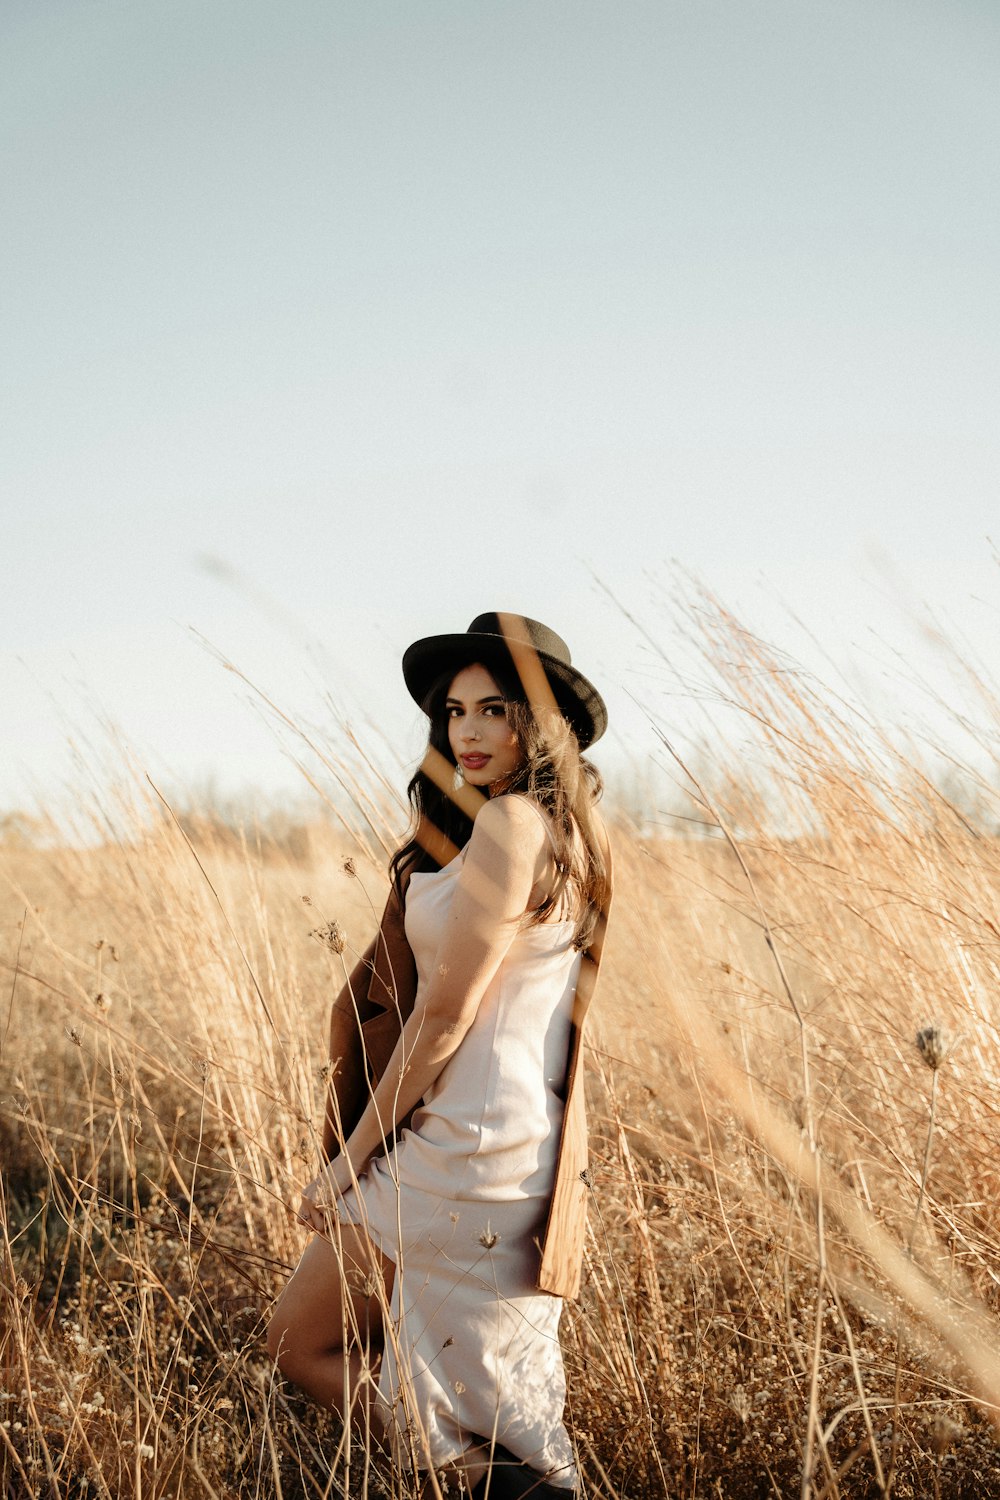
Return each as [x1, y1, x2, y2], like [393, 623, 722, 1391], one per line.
[3, 609, 1000, 1498]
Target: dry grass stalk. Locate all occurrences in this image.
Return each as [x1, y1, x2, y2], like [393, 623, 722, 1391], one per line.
[3, 599, 1000, 1495]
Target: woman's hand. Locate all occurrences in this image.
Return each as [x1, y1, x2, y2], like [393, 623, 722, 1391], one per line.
[296, 1155, 355, 1233]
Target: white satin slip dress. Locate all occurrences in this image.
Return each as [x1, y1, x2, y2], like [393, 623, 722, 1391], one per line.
[337, 820, 582, 1486]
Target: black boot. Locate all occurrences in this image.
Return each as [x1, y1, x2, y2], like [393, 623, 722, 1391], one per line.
[472, 1444, 576, 1499]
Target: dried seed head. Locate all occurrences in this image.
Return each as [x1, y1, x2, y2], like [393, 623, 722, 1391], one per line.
[343, 857, 357, 877]
[66, 1026, 83, 1048]
[477, 1224, 500, 1249]
[916, 1024, 952, 1071]
[93, 991, 112, 1013]
[313, 920, 347, 955]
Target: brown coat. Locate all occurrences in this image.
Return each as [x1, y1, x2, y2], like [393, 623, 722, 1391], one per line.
[322, 847, 613, 1301]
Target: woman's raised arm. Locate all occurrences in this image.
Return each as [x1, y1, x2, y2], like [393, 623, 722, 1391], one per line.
[300, 795, 550, 1218]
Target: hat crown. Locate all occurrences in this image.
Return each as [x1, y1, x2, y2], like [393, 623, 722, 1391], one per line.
[466, 613, 572, 666]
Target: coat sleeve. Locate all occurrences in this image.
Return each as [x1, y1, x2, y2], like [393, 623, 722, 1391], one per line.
[536, 836, 614, 1299]
[322, 885, 419, 1161]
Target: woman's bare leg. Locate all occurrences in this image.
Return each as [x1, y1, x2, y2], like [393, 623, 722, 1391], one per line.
[267, 1221, 394, 1425]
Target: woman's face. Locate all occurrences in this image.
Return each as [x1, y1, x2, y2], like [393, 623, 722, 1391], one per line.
[446, 662, 525, 791]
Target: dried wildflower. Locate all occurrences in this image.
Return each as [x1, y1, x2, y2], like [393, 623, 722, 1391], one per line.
[927, 1413, 964, 1455]
[313, 920, 347, 954]
[93, 991, 112, 1014]
[916, 1024, 952, 1071]
[66, 1025, 83, 1047]
[197, 1058, 211, 1080]
[343, 857, 357, 877]
[478, 1224, 500, 1249]
[301, 894, 313, 905]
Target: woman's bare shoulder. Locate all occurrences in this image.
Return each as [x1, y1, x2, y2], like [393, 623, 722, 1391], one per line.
[462, 797, 551, 895]
[469, 792, 551, 850]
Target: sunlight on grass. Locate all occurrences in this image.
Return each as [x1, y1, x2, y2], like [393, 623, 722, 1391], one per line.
[3, 596, 1000, 1497]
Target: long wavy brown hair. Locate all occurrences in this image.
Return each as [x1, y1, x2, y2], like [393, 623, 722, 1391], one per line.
[389, 656, 610, 950]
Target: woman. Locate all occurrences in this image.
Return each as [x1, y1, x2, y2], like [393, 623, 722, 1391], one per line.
[267, 613, 612, 1497]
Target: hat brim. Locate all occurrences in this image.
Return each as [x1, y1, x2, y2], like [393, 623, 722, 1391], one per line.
[402, 632, 607, 748]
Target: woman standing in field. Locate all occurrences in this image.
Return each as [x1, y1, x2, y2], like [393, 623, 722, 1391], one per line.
[267, 613, 612, 1497]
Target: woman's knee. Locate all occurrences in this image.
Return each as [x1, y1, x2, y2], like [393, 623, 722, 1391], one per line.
[265, 1301, 294, 1369]
[266, 1243, 338, 1369]
[266, 1285, 314, 1375]
[265, 1227, 391, 1378]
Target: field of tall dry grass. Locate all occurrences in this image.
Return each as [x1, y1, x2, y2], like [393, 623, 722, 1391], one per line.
[3, 606, 1000, 1498]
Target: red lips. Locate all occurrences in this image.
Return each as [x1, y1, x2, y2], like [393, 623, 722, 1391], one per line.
[461, 755, 489, 769]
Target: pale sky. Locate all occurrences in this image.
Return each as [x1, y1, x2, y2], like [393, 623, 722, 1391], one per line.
[3, 0, 999, 817]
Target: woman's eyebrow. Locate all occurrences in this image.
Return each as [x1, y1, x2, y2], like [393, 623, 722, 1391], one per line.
[445, 695, 505, 707]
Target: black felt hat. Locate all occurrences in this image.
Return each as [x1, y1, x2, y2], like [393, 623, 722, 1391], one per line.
[402, 611, 607, 748]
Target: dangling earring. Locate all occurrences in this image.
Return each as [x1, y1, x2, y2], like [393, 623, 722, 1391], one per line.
[452, 764, 465, 793]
